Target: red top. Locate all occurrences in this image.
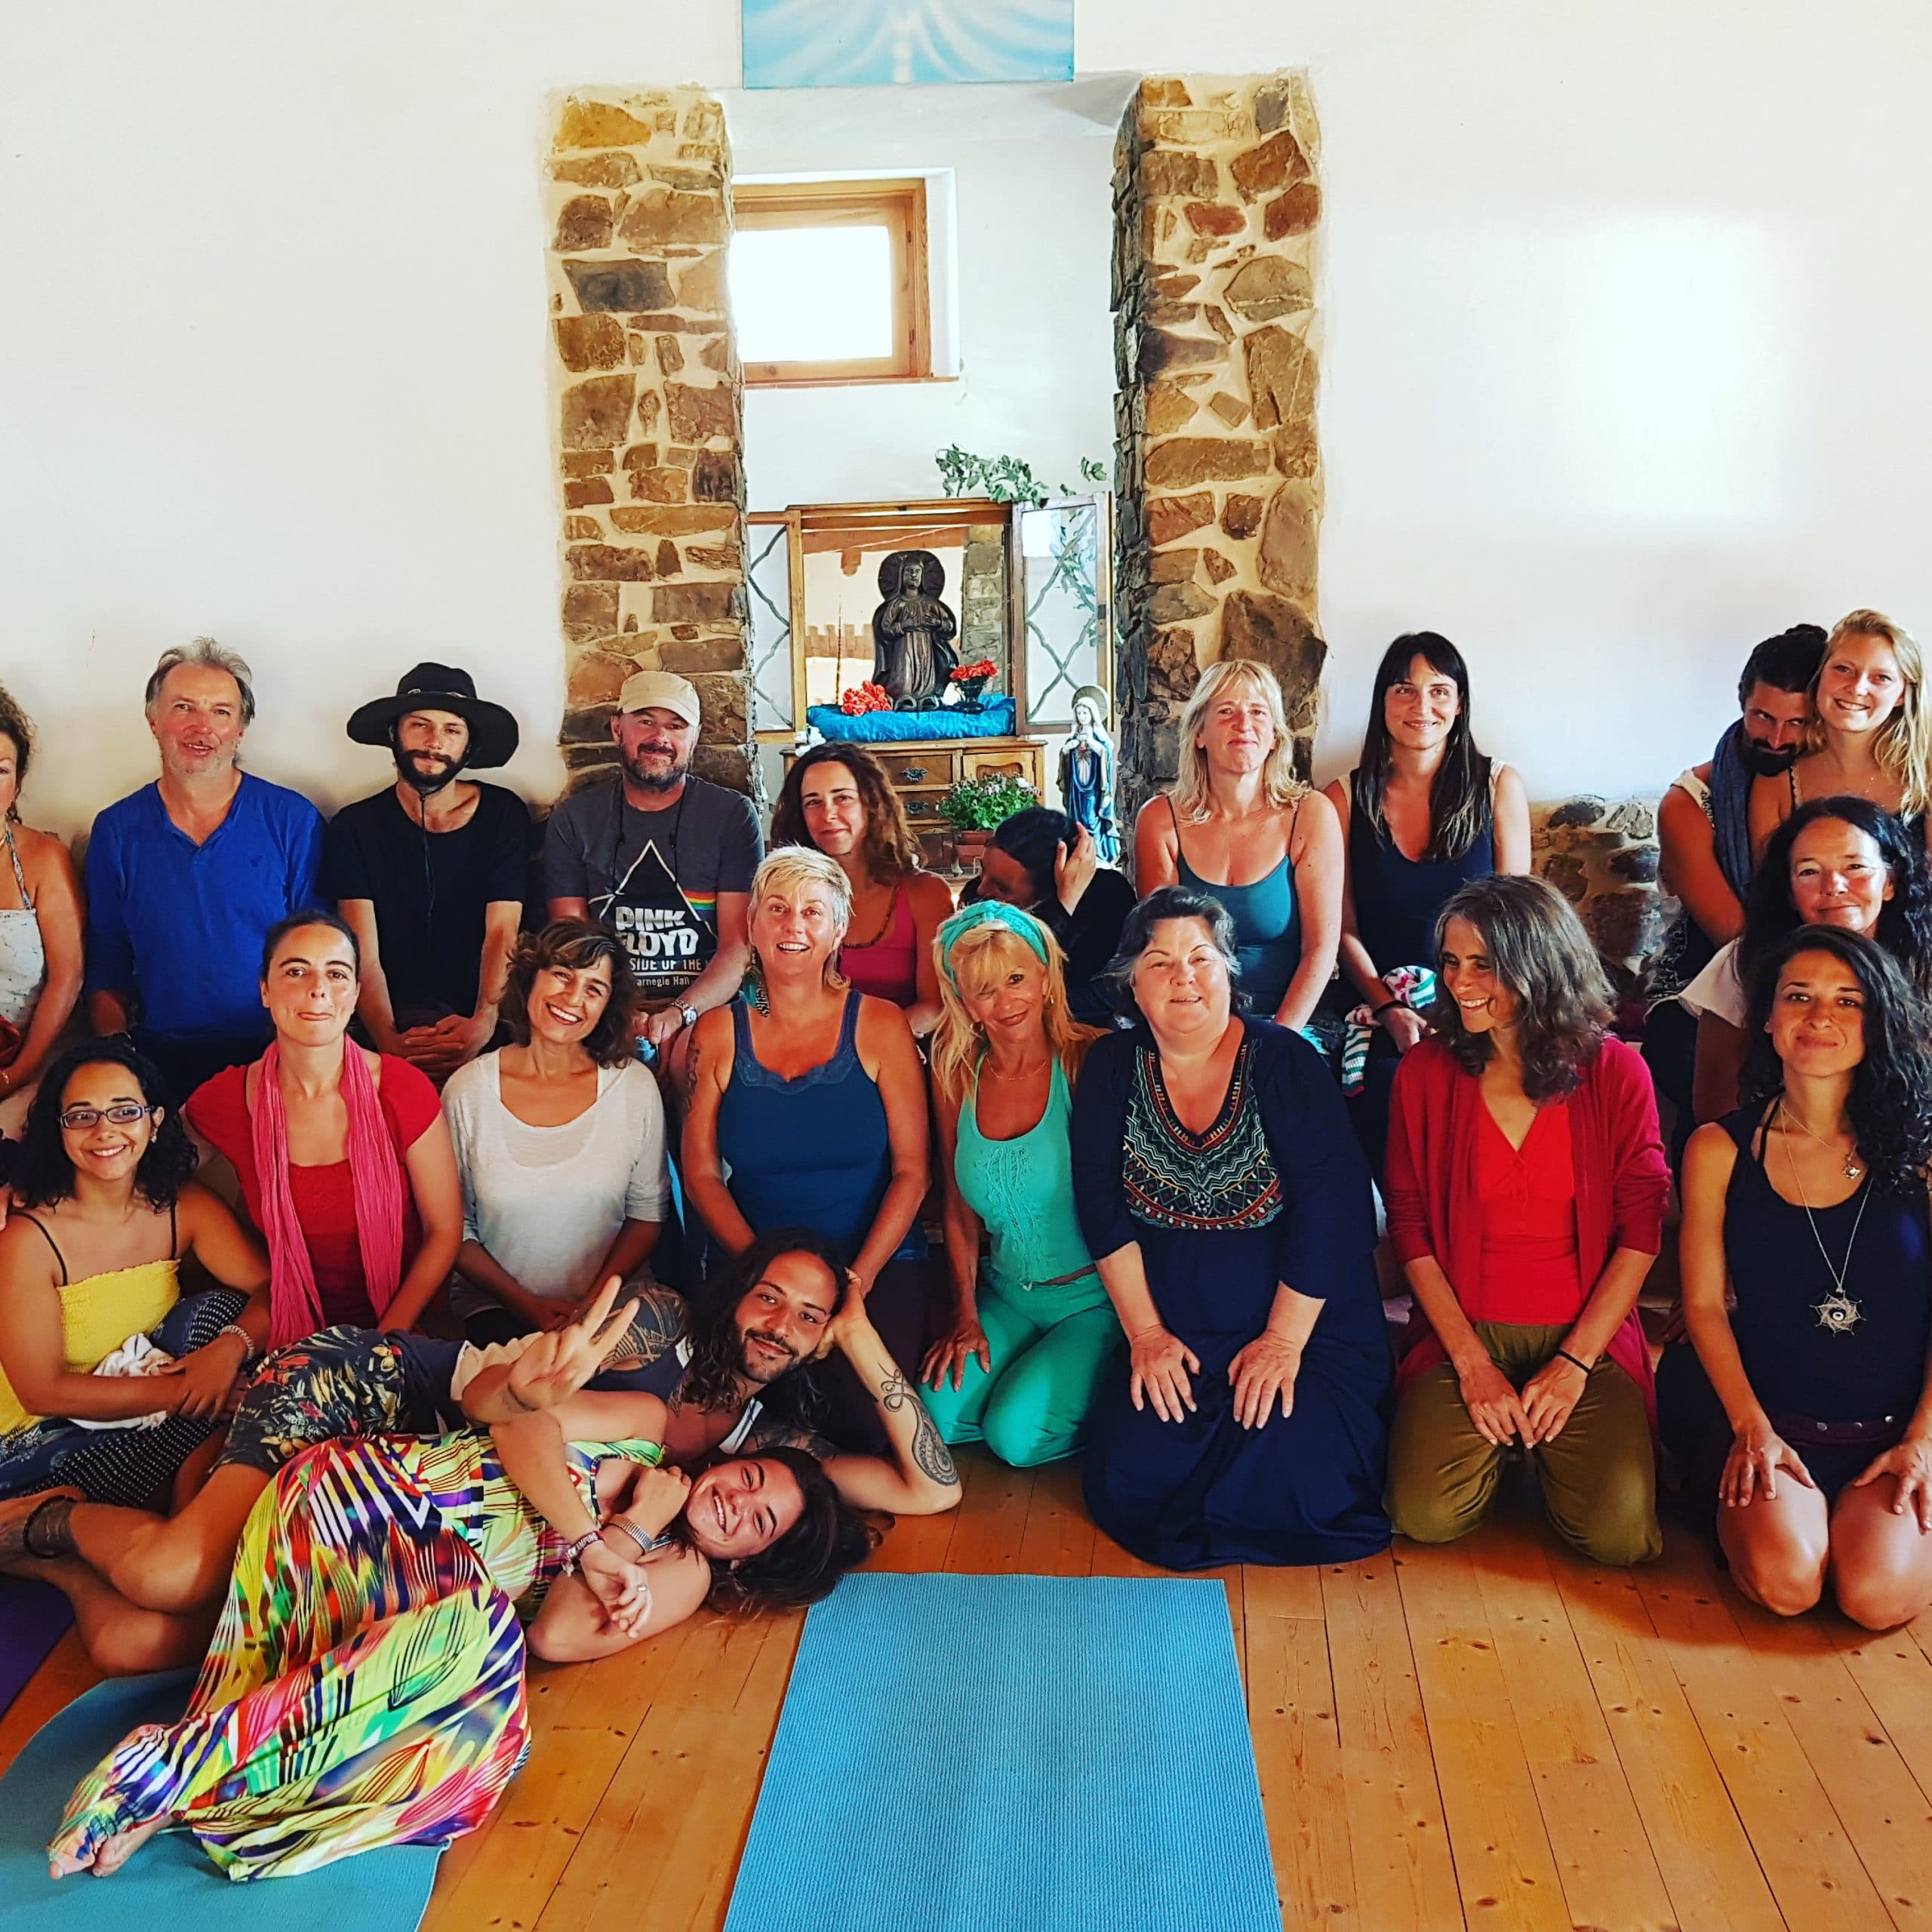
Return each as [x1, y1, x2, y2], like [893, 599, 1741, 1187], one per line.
[839, 882, 919, 1008]
[1472, 1097, 1584, 1321]
[186, 1055, 441, 1329]
[1385, 1035, 1669, 1421]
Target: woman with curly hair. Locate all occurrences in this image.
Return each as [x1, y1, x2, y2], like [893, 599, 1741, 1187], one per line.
[1684, 796, 1932, 1122]
[1672, 926, 1932, 1628]
[35, 1368, 879, 1883]
[771, 741, 952, 1038]
[0, 684, 85, 1135]
[920, 903, 1112, 1467]
[1384, 874, 1670, 1565]
[0, 1038, 268, 1527]
[441, 918, 669, 1343]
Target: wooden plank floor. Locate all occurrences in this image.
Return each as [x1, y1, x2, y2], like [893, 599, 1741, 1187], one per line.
[8, 1451, 1932, 1930]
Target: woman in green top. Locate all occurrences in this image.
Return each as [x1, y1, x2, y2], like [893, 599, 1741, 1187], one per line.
[921, 903, 1118, 1465]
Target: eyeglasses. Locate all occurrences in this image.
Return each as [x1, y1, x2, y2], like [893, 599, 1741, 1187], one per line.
[57, 1103, 157, 1131]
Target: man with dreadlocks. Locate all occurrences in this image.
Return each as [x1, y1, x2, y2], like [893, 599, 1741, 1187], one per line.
[460, 1226, 962, 1512]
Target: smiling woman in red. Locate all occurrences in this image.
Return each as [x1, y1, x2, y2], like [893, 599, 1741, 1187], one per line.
[1383, 874, 1669, 1565]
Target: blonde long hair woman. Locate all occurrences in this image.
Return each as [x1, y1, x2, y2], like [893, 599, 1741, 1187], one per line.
[1133, 657, 1342, 1032]
[921, 903, 1112, 1468]
[1752, 609, 1932, 859]
[682, 848, 930, 1449]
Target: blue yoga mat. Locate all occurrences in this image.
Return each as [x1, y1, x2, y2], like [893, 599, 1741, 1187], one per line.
[0, 1671, 443, 1929]
[723, 1573, 1279, 1932]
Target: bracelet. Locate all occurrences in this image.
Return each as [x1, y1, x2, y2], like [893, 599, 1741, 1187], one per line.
[1555, 1348, 1594, 1376]
[603, 1518, 657, 1561]
[215, 1322, 257, 1364]
[1370, 998, 1406, 1018]
[562, 1531, 602, 1574]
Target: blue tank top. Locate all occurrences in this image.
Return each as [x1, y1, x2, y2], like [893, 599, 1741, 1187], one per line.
[954, 1061, 1099, 1302]
[1346, 768, 1494, 970]
[1720, 1104, 1932, 1423]
[1168, 796, 1301, 1015]
[715, 991, 891, 1265]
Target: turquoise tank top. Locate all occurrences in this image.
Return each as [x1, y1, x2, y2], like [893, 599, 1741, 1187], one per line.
[1169, 798, 1302, 1016]
[954, 1060, 1102, 1305]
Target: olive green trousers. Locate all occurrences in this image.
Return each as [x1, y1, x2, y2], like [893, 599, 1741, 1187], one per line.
[1386, 1320, 1660, 1567]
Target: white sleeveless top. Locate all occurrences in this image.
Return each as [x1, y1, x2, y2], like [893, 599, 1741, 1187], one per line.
[0, 826, 46, 1029]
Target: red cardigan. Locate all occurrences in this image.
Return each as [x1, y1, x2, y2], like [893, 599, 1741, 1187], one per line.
[1384, 1034, 1669, 1420]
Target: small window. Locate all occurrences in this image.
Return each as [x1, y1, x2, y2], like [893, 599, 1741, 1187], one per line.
[731, 178, 931, 387]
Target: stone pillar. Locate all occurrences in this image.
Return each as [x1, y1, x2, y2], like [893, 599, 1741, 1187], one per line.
[1112, 75, 1324, 825]
[544, 90, 752, 795]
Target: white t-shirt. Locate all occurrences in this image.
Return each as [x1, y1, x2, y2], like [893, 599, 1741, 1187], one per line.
[442, 1051, 671, 1312]
[1679, 937, 1747, 1026]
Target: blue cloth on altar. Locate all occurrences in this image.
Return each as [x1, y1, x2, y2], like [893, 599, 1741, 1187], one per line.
[807, 698, 1017, 743]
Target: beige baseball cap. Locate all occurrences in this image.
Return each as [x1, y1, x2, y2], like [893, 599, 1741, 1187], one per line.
[617, 668, 700, 725]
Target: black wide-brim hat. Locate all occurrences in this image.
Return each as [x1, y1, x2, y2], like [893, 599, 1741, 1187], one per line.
[346, 662, 520, 770]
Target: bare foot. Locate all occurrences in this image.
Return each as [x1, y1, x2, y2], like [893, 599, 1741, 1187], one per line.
[0, 1487, 82, 1564]
[91, 1812, 169, 1875]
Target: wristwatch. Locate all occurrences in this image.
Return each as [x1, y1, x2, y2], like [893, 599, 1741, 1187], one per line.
[677, 1002, 698, 1031]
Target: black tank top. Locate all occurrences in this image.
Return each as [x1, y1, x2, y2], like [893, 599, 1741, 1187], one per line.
[1347, 770, 1494, 970]
[1719, 1103, 1932, 1423]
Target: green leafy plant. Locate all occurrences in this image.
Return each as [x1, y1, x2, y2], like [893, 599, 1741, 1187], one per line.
[936, 445, 1107, 506]
[936, 772, 1038, 831]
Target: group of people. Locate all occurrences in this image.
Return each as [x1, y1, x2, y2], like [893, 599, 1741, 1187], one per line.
[1, 605, 1930, 1884]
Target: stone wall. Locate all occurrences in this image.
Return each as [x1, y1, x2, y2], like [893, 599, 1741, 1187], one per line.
[1111, 74, 1324, 823]
[544, 89, 753, 795]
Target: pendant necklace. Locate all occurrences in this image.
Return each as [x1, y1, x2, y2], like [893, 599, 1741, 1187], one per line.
[1778, 1100, 1861, 1180]
[1781, 1133, 1870, 1334]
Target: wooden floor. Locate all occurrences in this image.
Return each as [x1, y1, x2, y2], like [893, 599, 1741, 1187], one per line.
[8, 1448, 1932, 1930]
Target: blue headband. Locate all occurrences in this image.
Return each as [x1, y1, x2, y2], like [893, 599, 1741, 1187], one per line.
[938, 901, 1051, 984]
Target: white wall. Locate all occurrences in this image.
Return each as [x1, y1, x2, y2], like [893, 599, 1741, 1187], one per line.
[3, 0, 1928, 841]
[728, 87, 1121, 513]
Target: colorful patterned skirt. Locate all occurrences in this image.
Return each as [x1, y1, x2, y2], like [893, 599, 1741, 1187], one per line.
[51, 1435, 539, 1881]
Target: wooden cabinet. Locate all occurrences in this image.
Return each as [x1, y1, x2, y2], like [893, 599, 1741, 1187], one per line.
[783, 735, 1045, 872]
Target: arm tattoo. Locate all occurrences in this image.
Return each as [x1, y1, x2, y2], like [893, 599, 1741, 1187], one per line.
[682, 1027, 703, 1109]
[910, 1399, 959, 1487]
[878, 1369, 958, 1487]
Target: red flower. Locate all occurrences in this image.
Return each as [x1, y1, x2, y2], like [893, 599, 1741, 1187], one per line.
[949, 660, 999, 684]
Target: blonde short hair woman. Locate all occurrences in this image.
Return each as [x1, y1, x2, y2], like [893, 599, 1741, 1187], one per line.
[1134, 657, 1343, 1032]
[920, 903, 1112, 1469]
[682, 847, 931, 1447]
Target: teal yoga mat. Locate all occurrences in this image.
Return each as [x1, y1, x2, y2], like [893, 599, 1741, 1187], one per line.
[0, 1671, 444, 1928]
[722, 1573, 1280, 1932]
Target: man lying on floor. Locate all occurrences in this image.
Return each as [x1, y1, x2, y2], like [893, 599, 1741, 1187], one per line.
[0, 1227, 959, 1673]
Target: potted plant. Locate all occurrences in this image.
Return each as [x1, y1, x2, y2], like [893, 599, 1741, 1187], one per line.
[937, 772, 1037, 869]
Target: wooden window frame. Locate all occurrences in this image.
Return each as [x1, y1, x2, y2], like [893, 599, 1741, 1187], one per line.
[734, 178, 931, 389]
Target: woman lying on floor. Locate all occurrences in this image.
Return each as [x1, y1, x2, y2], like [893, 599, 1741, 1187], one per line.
[2, 1244, 954, 1671]
[35, 1364, 881, 1884]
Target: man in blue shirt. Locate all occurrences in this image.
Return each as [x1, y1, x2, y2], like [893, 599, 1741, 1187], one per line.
[85, 639, 324, 1102]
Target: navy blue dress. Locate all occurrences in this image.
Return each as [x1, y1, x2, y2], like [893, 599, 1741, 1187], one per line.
[1071, 1018, 1393, 1569]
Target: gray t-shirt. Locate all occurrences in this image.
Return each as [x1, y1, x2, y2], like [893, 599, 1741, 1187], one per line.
[543, 774, 762, 1002]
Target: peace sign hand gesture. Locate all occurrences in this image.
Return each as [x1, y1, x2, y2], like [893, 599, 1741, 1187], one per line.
[504, 1277, 636, 1414]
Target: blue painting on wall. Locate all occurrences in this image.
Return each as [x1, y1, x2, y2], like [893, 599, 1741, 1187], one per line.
[742, 1, 1075, 90]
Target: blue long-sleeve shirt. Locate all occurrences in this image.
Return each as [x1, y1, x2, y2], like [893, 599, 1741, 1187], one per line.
[85, 774, 325, 1041]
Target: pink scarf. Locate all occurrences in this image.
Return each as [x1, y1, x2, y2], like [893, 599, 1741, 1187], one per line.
[250, 1041, 406, 1346]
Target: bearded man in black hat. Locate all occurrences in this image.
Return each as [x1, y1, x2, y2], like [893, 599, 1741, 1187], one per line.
[320, 663, 529, 1082]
